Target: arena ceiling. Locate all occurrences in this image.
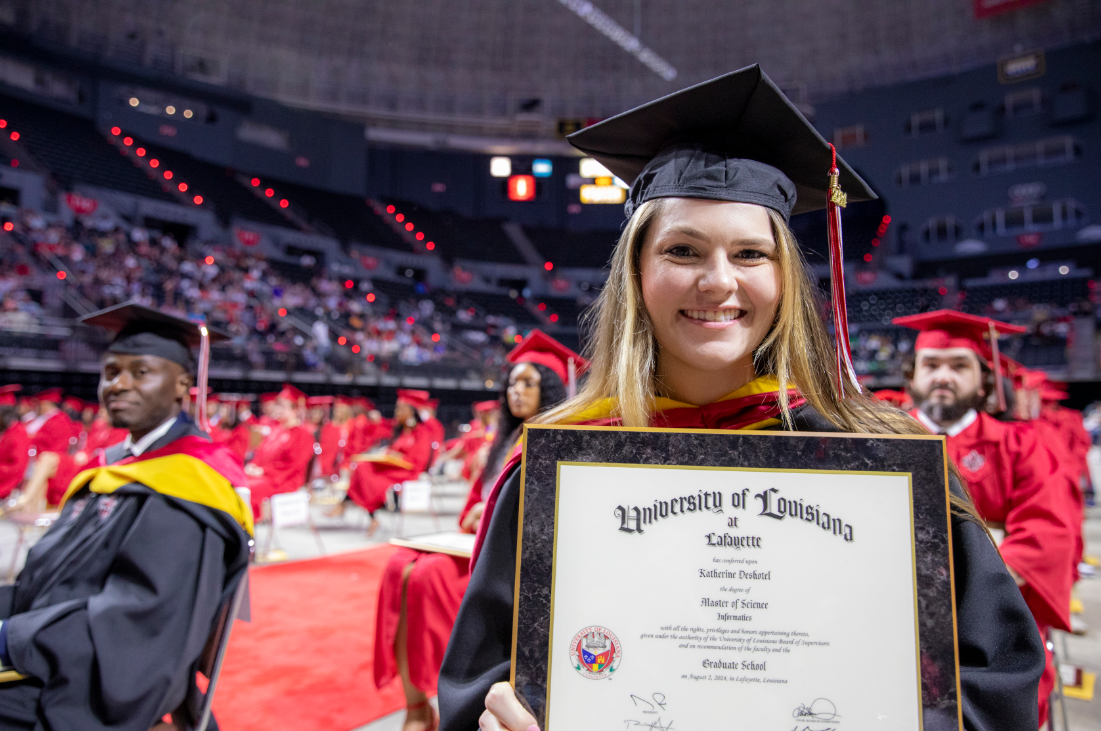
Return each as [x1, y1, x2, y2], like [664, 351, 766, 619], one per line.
[5, 0, 1101, 140]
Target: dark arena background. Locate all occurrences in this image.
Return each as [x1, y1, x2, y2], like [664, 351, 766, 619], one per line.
[0, 1, 1100, 730]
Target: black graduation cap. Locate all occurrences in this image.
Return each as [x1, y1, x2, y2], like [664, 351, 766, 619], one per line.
[79, 302, 229, 371]
[567, 64, 876, 220]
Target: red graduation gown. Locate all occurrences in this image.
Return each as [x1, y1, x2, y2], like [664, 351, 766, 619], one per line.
[373, 476, 487, 694]
[913, 409, 1076, 726]
[246, 423, 314, 518]
[424, 417, 445, 451]
[29, 411, 79, 506]
[0, 423, 30, 499]
[210, 424, 250, 463]
[346, 424, 433, 513]
[317, 421, 350, 478]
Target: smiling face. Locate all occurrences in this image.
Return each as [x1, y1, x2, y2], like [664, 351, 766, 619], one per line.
[99, 353, 189, 438]
[638, 199, 782, 402]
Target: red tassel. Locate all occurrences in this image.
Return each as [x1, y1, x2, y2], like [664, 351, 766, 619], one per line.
[826, 144, 861, 396]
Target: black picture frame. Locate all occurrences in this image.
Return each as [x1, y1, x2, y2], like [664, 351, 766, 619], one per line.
[511, 424, 960, 731]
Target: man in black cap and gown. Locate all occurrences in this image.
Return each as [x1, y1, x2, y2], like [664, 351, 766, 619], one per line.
[0, 302, 253, 731]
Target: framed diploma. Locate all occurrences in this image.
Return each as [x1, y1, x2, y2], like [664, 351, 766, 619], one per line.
[512, 425, 961, 731]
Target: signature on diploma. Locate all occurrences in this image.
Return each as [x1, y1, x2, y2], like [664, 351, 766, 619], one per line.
[622, 719, 673, 731]
[792, 698, 840, 722]
[624, 692, 672, 730]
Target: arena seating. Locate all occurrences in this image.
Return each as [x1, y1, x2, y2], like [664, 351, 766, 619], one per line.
[0, 93, 176, 202]
[960, 276, 1092, 315]
[260, 181, 413, 252]
[383, 199, 526, 264]
[523, 227, 619, 269]
[0, 90, 1088, 387]
[847, 286, 941, 324]
[129, 139, 296, 228]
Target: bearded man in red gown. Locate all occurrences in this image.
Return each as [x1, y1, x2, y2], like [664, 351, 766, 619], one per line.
[896, 310, 1077, 726]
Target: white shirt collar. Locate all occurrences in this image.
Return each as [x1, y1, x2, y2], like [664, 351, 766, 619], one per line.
[916, 408, 978, 437]
[123, 414, 179, 456]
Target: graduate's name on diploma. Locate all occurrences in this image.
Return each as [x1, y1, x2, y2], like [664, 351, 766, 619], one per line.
[614, 486, 856, 544]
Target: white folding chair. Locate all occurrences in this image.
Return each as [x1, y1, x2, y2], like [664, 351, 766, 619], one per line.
[389, 478, 440, 538]
[260, 491, 325, 560]
[6, 511, 58, 581]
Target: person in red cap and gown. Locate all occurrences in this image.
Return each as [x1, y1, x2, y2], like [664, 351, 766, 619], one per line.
[210, 398, 250, 462]
[421, 398, 446, 458]
[74, 408, 128, 468]
[437, 401, 499, 480]
[896, 310, 1077, 726]
[0, 386, 30, 499]
[317, 396, 352, 480]
[245, 384, 314, 519]
[24, 389, 78, 506]
[374, 332, 574, 731]
[333, 391, 432, 532]
[1011, 371, 1087, 586]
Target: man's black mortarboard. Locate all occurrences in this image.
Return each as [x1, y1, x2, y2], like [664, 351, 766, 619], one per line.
[80, 302, 229, 431]
[567, 64, 869, 394]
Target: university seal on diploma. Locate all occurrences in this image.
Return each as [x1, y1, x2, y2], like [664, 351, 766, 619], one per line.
[511, 425, 963, 731]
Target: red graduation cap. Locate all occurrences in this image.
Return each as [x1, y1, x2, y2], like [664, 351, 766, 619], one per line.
[0, 384, 21, 408]
[34, 388, 64, 404]
[893, 309, 1026, 412]
[396, 389, 432, 410]
[307, 395, 334, 407]
[473, 399, 500, 414]
[278, 383, 307, 404]
[62, 396, 85, 412]
[259, 392, 280, 404]
[506, 329, 588, 395]
[1041, 386, 1068, 403]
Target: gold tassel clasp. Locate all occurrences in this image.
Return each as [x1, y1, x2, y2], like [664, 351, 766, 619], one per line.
[828, 172, 847, 208]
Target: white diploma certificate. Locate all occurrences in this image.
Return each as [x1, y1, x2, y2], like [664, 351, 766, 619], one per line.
[544, 463, 921, 730]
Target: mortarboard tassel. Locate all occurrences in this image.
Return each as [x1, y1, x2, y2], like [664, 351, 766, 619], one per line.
[196, 325, 211, 433]
[987, 321, 1007, 413]
[826, 144, 861, 396]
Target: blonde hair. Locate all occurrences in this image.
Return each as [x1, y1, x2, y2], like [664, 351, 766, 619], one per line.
[536, 198, 983, 522]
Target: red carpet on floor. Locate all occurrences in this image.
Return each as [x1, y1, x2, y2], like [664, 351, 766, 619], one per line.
[211, 545, 405, 731]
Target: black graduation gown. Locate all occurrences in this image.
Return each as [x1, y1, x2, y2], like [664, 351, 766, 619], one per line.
[437, 404, 1045, 731]
[0, 414, 250, 731]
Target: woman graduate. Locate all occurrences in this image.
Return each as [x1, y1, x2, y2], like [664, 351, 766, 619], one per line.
[437, 65, 1044, 731]
[331, 390, 434, 533]
[373, 331, 572, 731]
[244, 383, 314, 519]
